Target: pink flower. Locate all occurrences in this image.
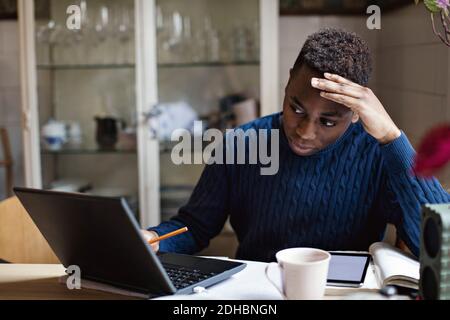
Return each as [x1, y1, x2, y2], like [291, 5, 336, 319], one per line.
[436, 0, 450, 9]
[413, 124, 450, 177]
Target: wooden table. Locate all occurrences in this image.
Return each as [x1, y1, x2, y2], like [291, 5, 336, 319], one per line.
[0, 262, 401, 300]
[0, 264, 135, 300]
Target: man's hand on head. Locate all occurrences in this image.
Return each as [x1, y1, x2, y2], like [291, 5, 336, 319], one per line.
[311, 72, 401, 144]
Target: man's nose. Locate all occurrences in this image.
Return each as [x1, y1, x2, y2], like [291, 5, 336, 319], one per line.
[295, 120, 316, 140]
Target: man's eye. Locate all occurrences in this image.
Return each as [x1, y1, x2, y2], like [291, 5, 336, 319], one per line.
[320, 118, 336, 127]
[290, 105, 305, 115]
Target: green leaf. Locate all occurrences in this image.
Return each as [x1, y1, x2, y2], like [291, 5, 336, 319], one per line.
[424, 0, 441, 13]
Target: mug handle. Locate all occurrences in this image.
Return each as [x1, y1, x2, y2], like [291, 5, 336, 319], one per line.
[264, 262, 287, 300]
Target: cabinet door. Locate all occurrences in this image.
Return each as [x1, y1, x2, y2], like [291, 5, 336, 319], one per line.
[19, 0, 150, 224]
[139, 0, 279, 226]
[136, 0, 160, 227]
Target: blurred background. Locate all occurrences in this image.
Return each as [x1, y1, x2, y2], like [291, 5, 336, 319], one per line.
[0, 0, 449, 257]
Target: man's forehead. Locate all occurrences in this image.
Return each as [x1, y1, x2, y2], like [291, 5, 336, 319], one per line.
[322, 103, 350, 115]
[292, 64, 322, 82]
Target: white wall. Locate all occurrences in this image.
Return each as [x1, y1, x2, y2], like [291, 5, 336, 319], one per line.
[278, 7, 450, 188]
[0, 21, 24, 200]
[376, 4, 450, 188]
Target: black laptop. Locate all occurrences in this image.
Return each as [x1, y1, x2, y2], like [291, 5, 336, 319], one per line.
[13, 187, 246, 298]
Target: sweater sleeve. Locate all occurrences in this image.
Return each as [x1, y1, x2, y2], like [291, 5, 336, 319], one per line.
[379, 132, 450, 257]
[148, 160, 230, 254]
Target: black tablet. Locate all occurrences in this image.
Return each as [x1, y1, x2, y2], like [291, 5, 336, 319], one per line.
[326, 252, 371, 287]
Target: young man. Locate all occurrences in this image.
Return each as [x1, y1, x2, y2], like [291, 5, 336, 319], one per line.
[142, 28, 450, 262]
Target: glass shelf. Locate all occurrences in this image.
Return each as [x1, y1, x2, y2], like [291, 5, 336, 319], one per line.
[37, 64, 136, 70]
[40, 139, 211, 155]
[40, 143, 203, 155]
[159, 140, 211, 153]
[41, 148, 137, 155]
[36, 61, 260, 71]
[157, 61, 260, 68]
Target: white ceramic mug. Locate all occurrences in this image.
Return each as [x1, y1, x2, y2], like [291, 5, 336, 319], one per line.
[265, 247, 331, 300]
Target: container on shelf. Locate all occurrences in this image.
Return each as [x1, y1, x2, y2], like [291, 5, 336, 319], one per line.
[41, 119, 67, 151]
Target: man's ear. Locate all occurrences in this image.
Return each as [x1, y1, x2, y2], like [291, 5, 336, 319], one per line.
[351, 112, 359, 123]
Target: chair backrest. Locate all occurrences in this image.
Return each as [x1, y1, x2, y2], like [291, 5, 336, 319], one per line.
[0, 127, 13, 198]
[0, 197, 59, 264]
[384, 223, 412, 255]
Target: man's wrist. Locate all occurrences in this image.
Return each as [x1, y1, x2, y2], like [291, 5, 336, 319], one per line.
[379, 130, 415, 174]
[146, 229, 159, 237]
[378, 127, 401, 145]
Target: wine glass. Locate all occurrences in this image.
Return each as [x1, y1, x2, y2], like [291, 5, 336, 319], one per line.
[36, 20, 71, 65]
[36, 20, 56, 65]
[85, 4, 111, 64]
[64, 1, 89, 66]
[94, 5, 110, 43]
[112, 2, 134, 64]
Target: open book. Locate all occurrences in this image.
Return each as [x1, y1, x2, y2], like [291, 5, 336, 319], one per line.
[325, 242, 419, 296]
[369, 242, 419, 290]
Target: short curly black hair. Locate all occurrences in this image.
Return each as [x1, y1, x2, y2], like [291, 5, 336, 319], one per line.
[293, 28, 372, 86]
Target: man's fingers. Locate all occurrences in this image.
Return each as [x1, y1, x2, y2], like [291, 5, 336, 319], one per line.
[141, 231, 152, 242]
[319, 91, 359, 111]
[324, 73, 363, 88]
[311, 78, 363, 99]
[150, 242, 159, 252]
[141, 229, 160, 252]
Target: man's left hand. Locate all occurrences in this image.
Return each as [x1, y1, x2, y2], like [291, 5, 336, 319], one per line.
[311, 72, 401, 144]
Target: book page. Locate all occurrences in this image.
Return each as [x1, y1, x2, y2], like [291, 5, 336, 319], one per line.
[369, 242, 419, 289]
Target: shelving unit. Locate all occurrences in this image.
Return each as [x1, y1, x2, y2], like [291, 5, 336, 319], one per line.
[157, 61, 260, 68]
[19, 0, 279, 227]
[29, 0, 140, 221]
[36, 63, 135, 70]
[36, 61, 260, 71]
[41, 148, 137, 155]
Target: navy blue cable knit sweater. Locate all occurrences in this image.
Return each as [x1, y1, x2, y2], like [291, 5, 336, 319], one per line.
[149, 112, 450, 261]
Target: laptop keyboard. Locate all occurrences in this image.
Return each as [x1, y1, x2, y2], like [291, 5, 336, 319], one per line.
[163, 264, 217, 290]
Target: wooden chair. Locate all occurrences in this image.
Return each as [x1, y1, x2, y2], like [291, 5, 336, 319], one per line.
[0, 196, 59, 264]
[0, 127, 13, 198]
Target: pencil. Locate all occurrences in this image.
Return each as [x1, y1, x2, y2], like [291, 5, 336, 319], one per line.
[148, 227, 188, 244]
